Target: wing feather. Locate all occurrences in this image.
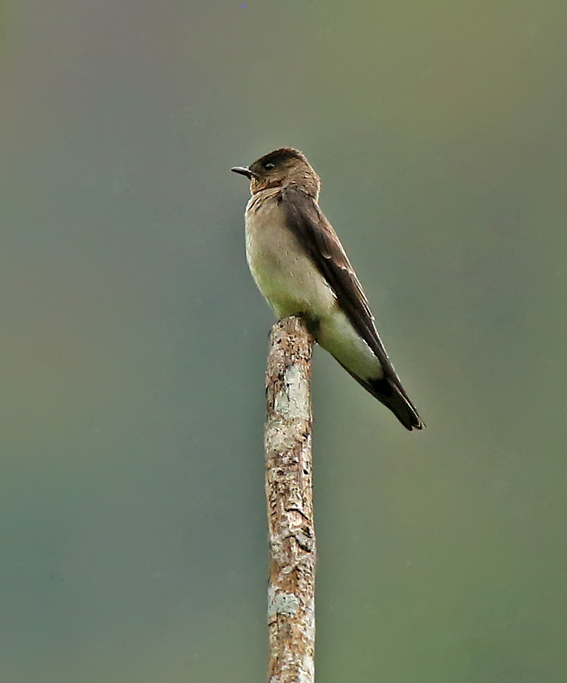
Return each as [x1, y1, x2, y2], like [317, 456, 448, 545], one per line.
[278, 186, 423, 421]
[279, 189, 393, 371]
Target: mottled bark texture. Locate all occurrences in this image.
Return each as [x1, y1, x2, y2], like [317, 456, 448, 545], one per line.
[265, 316, 316, 683]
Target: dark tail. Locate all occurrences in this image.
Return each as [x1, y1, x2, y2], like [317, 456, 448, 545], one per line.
[366, 377, 424, 430]
[340, 366, 424, 430]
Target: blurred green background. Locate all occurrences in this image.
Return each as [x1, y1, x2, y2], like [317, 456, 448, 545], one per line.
[1, 0, 566, 681]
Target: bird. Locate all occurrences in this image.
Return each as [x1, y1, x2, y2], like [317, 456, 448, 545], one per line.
[231, 148, 424, 430]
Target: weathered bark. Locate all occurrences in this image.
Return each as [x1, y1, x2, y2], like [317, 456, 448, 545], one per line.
[265, 316, 316, 683]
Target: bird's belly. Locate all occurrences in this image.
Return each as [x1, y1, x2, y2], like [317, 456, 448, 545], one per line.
[317, 308, 383, 380]
[245, 211, 336, 319]
[248, 249, 336, 318]
[245, 206, 382, 381]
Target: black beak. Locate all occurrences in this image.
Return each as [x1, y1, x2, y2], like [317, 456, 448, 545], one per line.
[231, 166, 254, 179]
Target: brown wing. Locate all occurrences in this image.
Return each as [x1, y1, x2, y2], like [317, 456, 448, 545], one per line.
[279, 186, 419, 409]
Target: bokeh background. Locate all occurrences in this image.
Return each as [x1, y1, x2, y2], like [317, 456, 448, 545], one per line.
[1, 1, 566, 681]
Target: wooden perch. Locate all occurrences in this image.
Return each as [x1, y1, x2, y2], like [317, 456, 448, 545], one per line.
[265, 316, 316, 683]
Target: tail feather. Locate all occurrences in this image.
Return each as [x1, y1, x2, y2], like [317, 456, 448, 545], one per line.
[338, 364, 424, 430]
[366, 377, 424, 431]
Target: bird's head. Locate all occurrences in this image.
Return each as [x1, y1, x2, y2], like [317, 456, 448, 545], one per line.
[232, 148, 320, 198]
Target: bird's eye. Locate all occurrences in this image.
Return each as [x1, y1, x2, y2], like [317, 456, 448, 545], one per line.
[263, 162, 275, 170]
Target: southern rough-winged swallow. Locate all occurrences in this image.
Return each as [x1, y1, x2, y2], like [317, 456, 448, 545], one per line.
[232, 148, 424, 430]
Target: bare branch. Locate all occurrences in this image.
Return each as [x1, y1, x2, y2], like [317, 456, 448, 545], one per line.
[265, 316, 316, 683]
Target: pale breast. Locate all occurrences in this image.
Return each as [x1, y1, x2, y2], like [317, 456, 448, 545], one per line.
[244, 191, 336, 319]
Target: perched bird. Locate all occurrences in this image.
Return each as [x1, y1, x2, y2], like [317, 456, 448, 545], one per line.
[232, 148, 424, 430]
